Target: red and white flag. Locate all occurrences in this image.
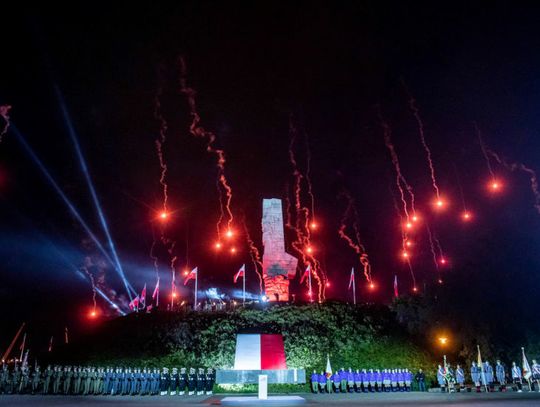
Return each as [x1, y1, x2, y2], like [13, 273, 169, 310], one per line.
[140, 284, 147, 306]
[129, 296, 140, 310]
[152, 278, 159, 300]
[393, 275, 399, 298]
[348, 268, 355, 290]
[184, 267, 198, 285]
[234, 334, 287, 370]
[234, 264, 245, 283]
[300, 265, 310, 284]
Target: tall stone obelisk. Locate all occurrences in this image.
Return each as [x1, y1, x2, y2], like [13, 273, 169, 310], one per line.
[261, 199, 298, 301]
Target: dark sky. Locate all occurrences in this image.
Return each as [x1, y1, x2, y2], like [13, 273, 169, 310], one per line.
[1, 2, 540, 351]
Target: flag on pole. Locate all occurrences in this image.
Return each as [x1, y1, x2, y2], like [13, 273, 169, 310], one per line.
[522, 347, 532, 380]
[152, 278, 160, 300]
[19, 334, 26, 353]
[64, 327, 69, 344]
[184, 267, 198, 285]
[234, 264, 246, 283]
[21, 350, 29, 369]
[140, 284, 147, 307]
[477, 345, 488, 389]
[300, 265, 310, 285]
[325, 354, 333, 378]
[48, 336, 53, 352]
[128, 296, 140, 310]
[394, 275, 399, 298]
[348, 268, 355, 290]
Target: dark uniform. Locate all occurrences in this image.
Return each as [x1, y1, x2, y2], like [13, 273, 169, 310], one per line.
[94, 368, 104, 395]
[103, 368, 112, 395]
[205, 368, 215, 395]
[0, 364, 9, 394]
[187, 368, 196, 395]
[160, 367, 170, 395]
[112, 368, 121, 395]
[120, 368, 129, 395]
[19, 367, 30, 394]
[75, 367, 84, 395]
[140, 369, 149, 395]
[31, 367, 41, 394]
[170, 368, 179, 395]
[196, 368, 205, 395]
[179, 368, 187, 395]
[42, 366, 53, 395]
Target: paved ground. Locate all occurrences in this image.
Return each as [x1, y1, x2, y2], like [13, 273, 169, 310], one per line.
[1, 392, 540, 406]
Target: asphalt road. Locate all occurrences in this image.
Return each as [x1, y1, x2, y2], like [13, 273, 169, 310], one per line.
[1, 392, 540, 406]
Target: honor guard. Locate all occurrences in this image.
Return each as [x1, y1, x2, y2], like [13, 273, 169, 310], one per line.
[331, 370, 340, 393]
[455, 364, 465, 391]
[103, 367, 112, 395]
[196, 368, 205, 395]
[0, 363, 8, 394]
[160, 367, 170, 395]
[42, 365, 52, 395]
[382, 369, 391, 392]
[375, 369, 383, 392]
[324, 371, 332, 393]
[151, 368, 160, 395]
[470, 362, 480, 392]
[361, 369, 369, 393]
[179, 368, 188, 395]
[205, 368, 215, 395]
[484, 361, 494, 390]
[511, 362, 523, 392]
[495, 360, 506, 391]
[404, 368, 412, 392]
[53, 366, 62, 395]
[187, 368, 196, 395]
[30, 365, 41, 395]
[353, 369, 362, 393]
[347, 368, 355, 393]
[170, 368, 179, 395]
[111, 368, 120, 395]
[437, 364, 445, 392]
[63, 366, 72, 395]
[121, 367, 130, 395]
[19, 366, 29, 394]
[140, 368, 149, 395]
[310, 370, 318, 393]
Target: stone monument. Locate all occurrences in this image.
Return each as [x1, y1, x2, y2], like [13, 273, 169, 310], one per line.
[261, 198, 298, 302]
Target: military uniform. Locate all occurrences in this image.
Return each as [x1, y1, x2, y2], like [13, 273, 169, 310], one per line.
[170, 368, 179, 395]
[455, 365, 465, 391]
[19, 367, 30, 394]
[511, 362, 523, 392]
[196, 368, 205, 395]
[95, 368, 105, 394]
[111, 368, 121, 395]
[205, 368, 215, 395]
[187, 368, 196, 395]
[0, 364, 9, 394]
[42, 366, 53, 395]
[150, 368, 159, 395]
[63, 367, 72, 395]
[179, 368, 187, 395]
[160, 367, 170, 395]
[140, 368, 149, 395]
[310, 370, 318, 393]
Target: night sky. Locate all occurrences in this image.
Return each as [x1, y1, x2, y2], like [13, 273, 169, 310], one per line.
[1, 2, 540, 351]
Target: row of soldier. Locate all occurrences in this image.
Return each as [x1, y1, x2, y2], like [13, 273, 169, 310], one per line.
[437, 359, 540, 392]
[0, 364, 215, 396]
[311, 368, 414, 393]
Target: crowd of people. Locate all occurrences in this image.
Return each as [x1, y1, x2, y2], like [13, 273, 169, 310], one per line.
[0, 364, 215, 396]
[310, 368, 416, 393]
[436, 359, 540, 392]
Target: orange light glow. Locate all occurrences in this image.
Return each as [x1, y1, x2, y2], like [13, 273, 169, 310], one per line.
[183, 270, 189, 276]
[489, 180, 502, 191]
[406, 240, 412, 247]
[172, 292, 177, 298]
[369, 283, 375, 290]
[462, 211, 472, 221]
[215, 242, 222, 250]
[226, 229, 234, 238]
[412, 214, 419, 222]
[405, 222, 413, 229]
[434, 198, 446, 209]
[402, 251, 409, 259]
[310, 222, 317, 230]
[306, 246, 313, 254]
[230, 247, 237, 254]
[89, 310, 97, 318]
[159, 211, 169, 220]
[413, 286, 418, 292]
[325, 282, 330, 287]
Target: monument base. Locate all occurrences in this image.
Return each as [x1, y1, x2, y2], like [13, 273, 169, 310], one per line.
[217, 369, 306, 385]
[221, 396, 306, 406]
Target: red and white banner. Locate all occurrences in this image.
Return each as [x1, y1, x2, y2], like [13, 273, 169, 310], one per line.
[234, 264, 245, 283]
[234, 334, 287, 370]
[299, 265, 310, 285]
[184, 267, 198, 285]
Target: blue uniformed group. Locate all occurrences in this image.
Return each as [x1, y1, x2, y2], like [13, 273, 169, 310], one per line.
[0, 364, 215, 396]
[437, 359, 540, 393]
[310, 368, 414, 393]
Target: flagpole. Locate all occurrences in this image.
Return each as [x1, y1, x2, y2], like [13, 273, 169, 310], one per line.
[19, 333, 26, 361]
[352, 268, 356, 305]
[243, 265, 246, 306]
[194, 269, 198, 311]
[156, 279, 159, 307]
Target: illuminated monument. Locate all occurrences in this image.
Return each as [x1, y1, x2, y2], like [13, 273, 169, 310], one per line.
[262, 198, 298, 302]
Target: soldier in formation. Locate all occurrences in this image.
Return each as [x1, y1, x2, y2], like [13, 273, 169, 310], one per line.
[310, 367, 413, 393]
[0, 363, 215, 396]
